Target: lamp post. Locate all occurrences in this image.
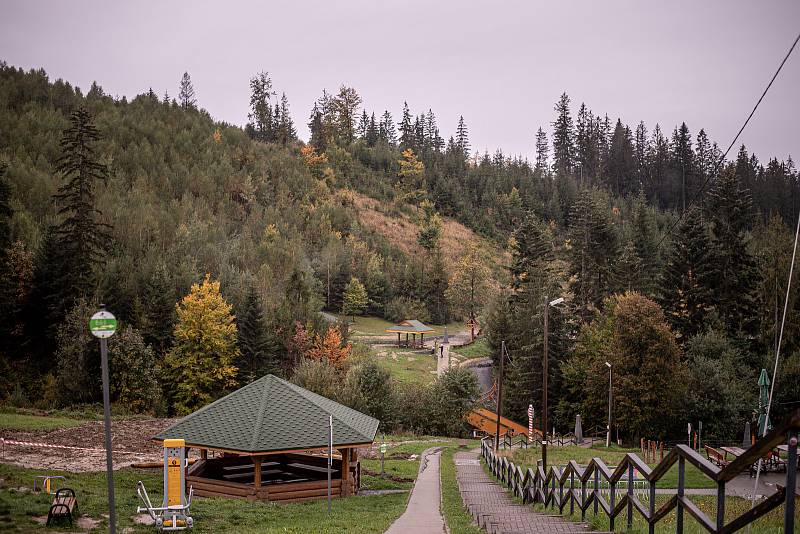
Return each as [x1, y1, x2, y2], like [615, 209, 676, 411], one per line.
[542, 296, 564, 470]
[605, 362, 612, 447]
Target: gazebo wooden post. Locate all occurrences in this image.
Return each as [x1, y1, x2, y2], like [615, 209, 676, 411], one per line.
[405, 333, 409, 346]
[421, 333, 424, 346]
[201, 448, 208, 460]
[413, 333, 416, 347]
[397, 332, 401, 347]
[252, 455, 262, 501]
[340, 448, 350, 496]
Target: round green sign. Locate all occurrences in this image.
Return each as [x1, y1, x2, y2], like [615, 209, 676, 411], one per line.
[89, 310, 117, 338]
[379, 444, 387, 454]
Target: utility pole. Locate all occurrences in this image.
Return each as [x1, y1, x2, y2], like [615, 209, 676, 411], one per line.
[542, 297, 549, 470]
[494, 341, 505, 451]
[605, 362, 612, 447]
[542, 297, 564, 470]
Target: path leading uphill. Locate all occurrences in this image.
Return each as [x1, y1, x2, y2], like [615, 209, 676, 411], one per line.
[454, 448, 600, 534]
[383, 447, 446, 534]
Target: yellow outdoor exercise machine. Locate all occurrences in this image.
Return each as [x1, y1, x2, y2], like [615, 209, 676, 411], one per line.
[136, 439, 193, 531]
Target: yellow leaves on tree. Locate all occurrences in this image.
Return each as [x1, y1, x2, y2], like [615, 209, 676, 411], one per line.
[165, 274, 239, 415]
[396, 149, 426, 202]
[307, 326, 351, 369]
[300, 144, 332, 181]
[212, 128, 222, 144]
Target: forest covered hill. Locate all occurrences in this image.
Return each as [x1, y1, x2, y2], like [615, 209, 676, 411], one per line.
[0, 63, 798, 440]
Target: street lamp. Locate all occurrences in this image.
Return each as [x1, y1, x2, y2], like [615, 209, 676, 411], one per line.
[542, 296, 564, 470]
[605, 361, 612, 447]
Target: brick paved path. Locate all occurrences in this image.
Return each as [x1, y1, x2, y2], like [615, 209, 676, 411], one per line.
[454, 449, 599, 534]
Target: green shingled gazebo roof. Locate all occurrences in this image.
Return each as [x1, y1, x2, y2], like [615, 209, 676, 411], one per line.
[153, 374, 379, 454]
[385, 319, 434, 334]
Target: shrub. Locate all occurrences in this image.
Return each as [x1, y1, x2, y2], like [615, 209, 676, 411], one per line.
[385, 296, 430, 323]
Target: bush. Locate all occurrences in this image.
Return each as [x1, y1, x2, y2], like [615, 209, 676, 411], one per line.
[109, 326, 163, 414]
[385, 296, 430, 323]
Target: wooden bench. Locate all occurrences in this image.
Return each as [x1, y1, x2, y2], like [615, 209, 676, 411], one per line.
[46, 487, 78, 526]
[704, 445, 730, 467]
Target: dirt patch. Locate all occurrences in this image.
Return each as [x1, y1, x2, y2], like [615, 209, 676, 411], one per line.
[1, 418, 179, 472]
[361, 469, 414, 483]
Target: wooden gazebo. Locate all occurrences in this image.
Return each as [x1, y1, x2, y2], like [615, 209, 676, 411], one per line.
[153, 375, 378, 504]
[385, 319, 434, 348]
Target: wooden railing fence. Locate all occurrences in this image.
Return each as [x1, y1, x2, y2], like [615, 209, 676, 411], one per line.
[481, 410, 799, 533]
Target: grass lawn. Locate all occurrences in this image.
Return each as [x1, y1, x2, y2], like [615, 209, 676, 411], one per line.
[0, 462, 407, 533]
[440, 447, 483, 534]
[344, 315, 463, 338]
[0, 412, 85, 431]
[372, 347, 437, 383]
[534, 493, 796, 533]
[451, 338, 492, 359]
[505, 445, 716, 489]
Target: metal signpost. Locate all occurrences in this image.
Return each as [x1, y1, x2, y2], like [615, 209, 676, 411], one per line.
[379, 435, 386, 476]
[89, 307, 118, 534]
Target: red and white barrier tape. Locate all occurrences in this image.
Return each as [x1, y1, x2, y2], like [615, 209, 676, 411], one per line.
[1, 437, 141, 454]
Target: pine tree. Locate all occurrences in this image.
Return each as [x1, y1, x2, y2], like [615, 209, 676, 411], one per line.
[671, 122, 694, 212]
[634, 121, 649, 186]
[551, 92, 575, 177]
[142, 263, 175, 355]
[423, 251, 450, 323]
[50, 108, 112, 314]
[341, 277, 368, 321]
[399, 102, 414, 149]
[178, 71, 196, 109]
[659, 208, 715, 342]
[510, 212, 554, 293]
[237, 285, 281, 381]
[631, 193, 659, 296]
[455, 115, 470, 157]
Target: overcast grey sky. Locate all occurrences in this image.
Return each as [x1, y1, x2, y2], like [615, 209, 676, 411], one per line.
[2, 1, 799, 162]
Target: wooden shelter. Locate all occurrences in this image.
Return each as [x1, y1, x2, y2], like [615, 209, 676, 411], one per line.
[153, 374, 378, 504]
[385, 319, 434, 348]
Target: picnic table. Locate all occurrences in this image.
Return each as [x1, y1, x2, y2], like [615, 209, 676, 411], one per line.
[721, 446, 787, 475]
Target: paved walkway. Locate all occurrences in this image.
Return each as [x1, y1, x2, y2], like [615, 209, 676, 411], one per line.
[384, 447, 446, 534]
[455, 448, 598, 534]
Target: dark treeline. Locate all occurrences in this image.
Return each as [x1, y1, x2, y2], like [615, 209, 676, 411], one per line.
[0, 63, 798, 441]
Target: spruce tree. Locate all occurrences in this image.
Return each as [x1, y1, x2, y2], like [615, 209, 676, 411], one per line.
[50, 108, 112, 315]
[357, 110, 369, 139]
[237, 285, 281, 381]
[366, 112, 379, 146]
[606, 119, 637, 197]
[278, 92, 296, 145]
[567, 189, 619, 316]
[455, 115, 470, 157]
[248, 72, 273, 141]
[659, 208, 715, 342]
[534, 127, 549, 177]
[707, 167, 759, 340]
[178, 71, 196, 109]
[308, 102, 326, 151]
[399, 102, 414, 149]
[0, 163, 11, 254]
[551, 92, 575, 177]
[380, 110, 396, 145]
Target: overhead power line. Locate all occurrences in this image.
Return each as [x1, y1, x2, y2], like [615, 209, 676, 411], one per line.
[655, 30, 800, 251]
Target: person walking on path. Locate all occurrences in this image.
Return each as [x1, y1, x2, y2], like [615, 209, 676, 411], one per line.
[384, 447, 446, 534]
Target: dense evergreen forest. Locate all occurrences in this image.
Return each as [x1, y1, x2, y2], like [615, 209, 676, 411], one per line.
[0, 63, 797, 441]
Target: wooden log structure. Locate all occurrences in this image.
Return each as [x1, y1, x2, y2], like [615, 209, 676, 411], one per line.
[185, 448, 360, 504]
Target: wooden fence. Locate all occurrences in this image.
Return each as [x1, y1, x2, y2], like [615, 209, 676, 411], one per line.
[481, 409, 799, 533]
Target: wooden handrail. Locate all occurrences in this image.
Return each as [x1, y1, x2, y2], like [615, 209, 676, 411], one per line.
[479, 409, 800, 533]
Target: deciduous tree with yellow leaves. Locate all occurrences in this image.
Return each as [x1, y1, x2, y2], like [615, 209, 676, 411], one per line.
[165, 274, 238, 415]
